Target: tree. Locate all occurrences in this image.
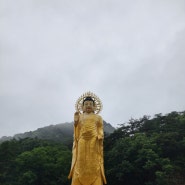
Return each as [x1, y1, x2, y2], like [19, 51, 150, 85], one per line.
[14, 145, 71, 185]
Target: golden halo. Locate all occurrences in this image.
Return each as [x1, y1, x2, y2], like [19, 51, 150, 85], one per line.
[75, 91, 103, 114]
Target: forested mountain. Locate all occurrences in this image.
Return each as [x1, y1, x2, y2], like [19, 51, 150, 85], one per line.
[0, 121, 115, 144]
[104, 111, 185, 185]
[0, 111, 185, 185]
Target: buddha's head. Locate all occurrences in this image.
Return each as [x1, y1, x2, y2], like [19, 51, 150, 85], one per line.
[82, 96, 95, 113]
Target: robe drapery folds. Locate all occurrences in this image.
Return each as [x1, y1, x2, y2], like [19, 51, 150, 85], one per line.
[68, 113, 107, 185]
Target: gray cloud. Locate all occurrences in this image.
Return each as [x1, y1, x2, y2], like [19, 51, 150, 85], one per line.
[1, 0, 185, 137]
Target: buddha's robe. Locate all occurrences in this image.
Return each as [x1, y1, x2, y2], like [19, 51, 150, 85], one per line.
[68, 113, 107, 185]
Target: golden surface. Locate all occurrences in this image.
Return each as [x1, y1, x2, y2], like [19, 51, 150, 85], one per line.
[75, 91, 103, 114]
[68, 113, 107, 185]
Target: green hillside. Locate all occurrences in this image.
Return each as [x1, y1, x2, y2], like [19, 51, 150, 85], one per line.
[0, 121, 115, 144]
[0, 111, 185, 185]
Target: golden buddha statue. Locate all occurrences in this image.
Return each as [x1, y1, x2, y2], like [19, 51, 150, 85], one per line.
[68, 92, 107, 185]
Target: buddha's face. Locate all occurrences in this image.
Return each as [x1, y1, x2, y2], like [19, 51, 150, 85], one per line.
[83, 100, 95, 113]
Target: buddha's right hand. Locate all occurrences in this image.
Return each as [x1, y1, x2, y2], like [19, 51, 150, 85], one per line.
[74, 112, 80, 125]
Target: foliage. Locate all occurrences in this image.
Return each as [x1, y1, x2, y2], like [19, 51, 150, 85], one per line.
[104, 111, 185, 185]
[0, 138, 71, 185]
[15, 146, 71, 185]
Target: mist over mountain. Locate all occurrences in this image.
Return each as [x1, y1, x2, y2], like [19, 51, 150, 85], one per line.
[0, 121, 115, 144]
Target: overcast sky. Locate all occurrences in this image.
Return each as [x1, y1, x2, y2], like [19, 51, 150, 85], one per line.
[1, 0, 185, 137]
